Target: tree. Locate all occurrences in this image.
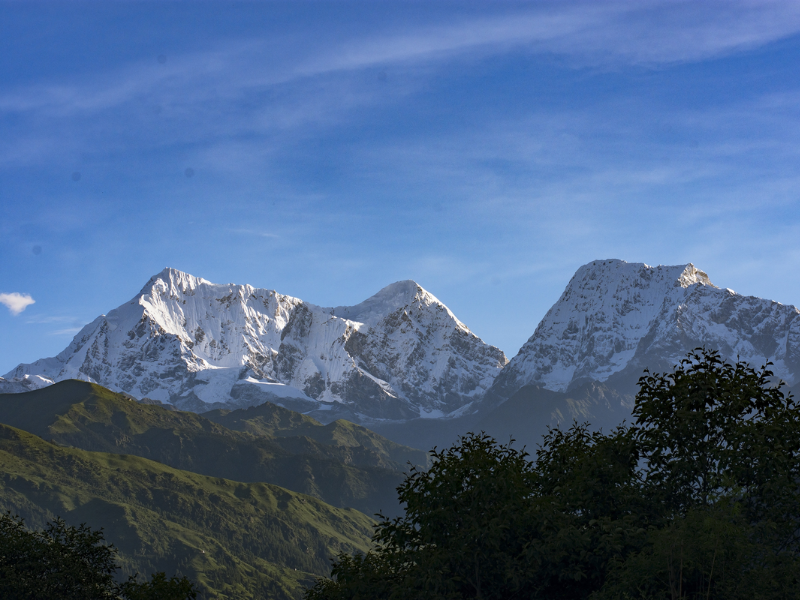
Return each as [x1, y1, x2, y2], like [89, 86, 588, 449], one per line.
[633, 349, 800, 527]
[598, 502, 800, 600]
[306, 349, 800, 600]
[0, 512, 197, 600]
[523, 423, 646, 599]
[601, 349, 800, 598]
[306, 427, 645, 600]
[0, 513, 120, 600]
[309, 433, 540, 600]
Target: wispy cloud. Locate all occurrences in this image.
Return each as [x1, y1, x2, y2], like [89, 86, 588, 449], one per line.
[226, 228, 280, 239]
[0, 0, 797, 191]
[50, 327, 83, 336]
[302, 1, 800, 73]
[25, 315, 72, 324]
[2, 1, 799, 122]
[0, 293, 35, 316]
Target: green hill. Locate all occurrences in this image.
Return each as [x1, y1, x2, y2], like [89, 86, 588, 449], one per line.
[203, 402, 428, 470]
[0, 422, 374, 599]
[0, 381, 422, 517]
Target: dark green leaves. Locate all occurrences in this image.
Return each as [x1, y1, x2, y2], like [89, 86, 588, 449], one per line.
[0, 512, 120, 600]
[0, 512, 197, 600]
[634, 349, 800, 536]
[307, 349, 800, 600]
[120, 572, 197, 600]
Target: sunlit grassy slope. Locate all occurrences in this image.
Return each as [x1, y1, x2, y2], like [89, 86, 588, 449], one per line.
[0, 422, 374, 599]
[203, 401, 429, 469]
[0, 381, 425, 517]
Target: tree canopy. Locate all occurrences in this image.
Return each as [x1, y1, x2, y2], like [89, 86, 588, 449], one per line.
[0, 512, 197, 600]
[306, 349, 800, 600]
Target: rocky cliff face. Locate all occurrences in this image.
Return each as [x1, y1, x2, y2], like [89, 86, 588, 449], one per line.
[488, 259, 800, 401]
[5, 269, 507, 421]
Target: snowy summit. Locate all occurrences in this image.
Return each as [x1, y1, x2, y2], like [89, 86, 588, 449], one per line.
[4, 268, 507, 421]
[488, 259, 800, 400]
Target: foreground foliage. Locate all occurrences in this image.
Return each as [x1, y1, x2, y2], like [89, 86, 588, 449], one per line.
[0, 512, 195, 599]
[306, 349, 800, 599]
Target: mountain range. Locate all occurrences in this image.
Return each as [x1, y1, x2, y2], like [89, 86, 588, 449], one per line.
[0, 379, 433, 598]
[4, 259, 800, 449]
[0, 419, 374, 599]
[3, 269, 506, 422]
[3, 259, 800, 597]
[0, 380, 424, 517]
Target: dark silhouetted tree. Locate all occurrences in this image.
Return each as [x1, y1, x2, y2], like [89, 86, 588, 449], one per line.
[306, 349, 800, 600]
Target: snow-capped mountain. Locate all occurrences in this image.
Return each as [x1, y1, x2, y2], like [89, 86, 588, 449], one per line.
[0, 374, 54, 395]
[488, 259, 800, 402]
[4, 269, 507, 421]
[7, 260, 797, 438]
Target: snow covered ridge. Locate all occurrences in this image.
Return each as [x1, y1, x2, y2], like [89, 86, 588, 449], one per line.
[7, 260, 799, 422]
[4, 268, 507, 420]
[0, 374, 54, 395]
[489, 259, 800, 398]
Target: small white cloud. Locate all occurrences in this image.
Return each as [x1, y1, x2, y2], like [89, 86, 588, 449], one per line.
[0, 292, 36, 316]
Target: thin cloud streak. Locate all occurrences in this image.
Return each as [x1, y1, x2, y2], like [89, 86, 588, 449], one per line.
[3, 1, 799, 121]
[226, 228, 280, 239]
[304, 1, 800, 74]
[50, 327, 83, 336]
[25, 315, 81, 325]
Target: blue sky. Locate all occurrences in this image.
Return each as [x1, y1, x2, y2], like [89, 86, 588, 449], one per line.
[3, 0, 800, 374]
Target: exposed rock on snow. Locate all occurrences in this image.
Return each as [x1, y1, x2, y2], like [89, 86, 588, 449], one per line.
[488, 259, 800, 401]
[4, 269, 507, 420]
[8, 260, 798, 428]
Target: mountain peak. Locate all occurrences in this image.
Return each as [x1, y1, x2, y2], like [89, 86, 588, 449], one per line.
[573, 259, 713, 288]
[488, 258, 799, 398]
[331, 279, 443, 325]
[678, 263, 713, 288]
[138, 267, 210, 296]
[7, 271, 503, 420]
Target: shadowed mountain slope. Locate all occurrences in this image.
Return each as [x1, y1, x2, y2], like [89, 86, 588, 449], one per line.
[0, 380, 423, 517]
[202, 401, 428, 469]
[476, 381, 633, 452]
